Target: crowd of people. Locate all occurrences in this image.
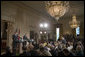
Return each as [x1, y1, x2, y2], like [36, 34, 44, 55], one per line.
[1, 31, 84, 56]
[2, 36, 84, 56]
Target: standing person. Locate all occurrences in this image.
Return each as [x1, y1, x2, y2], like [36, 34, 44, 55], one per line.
[22, 33, 30, 51]
[23, 34, 28, 41]
[12, 31, 19, 56]
[23, 33, 30, 42]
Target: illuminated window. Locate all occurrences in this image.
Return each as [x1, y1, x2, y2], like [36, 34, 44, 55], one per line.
[56, 28, 60, 41]
[76, 26, 80, 36]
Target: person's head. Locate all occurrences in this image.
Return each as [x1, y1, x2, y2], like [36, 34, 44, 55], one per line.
[62, 37, 64, 40]
[62, 44, 66, 49]
[39, 43, 44, 48]
[76, 45, 82, 52]
[55, 43, 58, 46]
[24, 41, 27, 45]
[40, 47, 45, 51]
[50, 45, 54, 50]
[77, 41, 82, 45]
[63, 49, 70, 56]
[70, 42, 73, 46]
[14, 29, 18, 34]
[67, 42, 71, 46]
[15, 32, 18, 35]
[29, 42, 34, 50]
[6, 46, 11, 53]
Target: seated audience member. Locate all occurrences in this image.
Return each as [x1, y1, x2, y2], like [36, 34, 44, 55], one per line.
[2, 47, 13, 56]
[39, 46, 52, 56]
[70, 48, 76, 55]
[67, 42, 73, 51]
[29, 48, 41, 56]
[29, 43, 40, 56]
[61, 36, 67, 44]
[20, 46, 31, 56]
[77, 41, 84, 50]
[63, 49, 75, 56]
[76, 45, 84, 56]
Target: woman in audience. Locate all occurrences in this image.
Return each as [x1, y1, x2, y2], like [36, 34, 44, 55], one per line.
[76, 45, 84, 56]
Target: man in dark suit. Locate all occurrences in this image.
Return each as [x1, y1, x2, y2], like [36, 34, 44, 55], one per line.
[23, 34, 28, 41]
[12, 32, 19, 56]
[23, 33, 30, 42]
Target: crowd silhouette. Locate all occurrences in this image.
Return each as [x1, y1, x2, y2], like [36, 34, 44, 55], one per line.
[1, 33, 84, 56]
[2, 38, 84, 56]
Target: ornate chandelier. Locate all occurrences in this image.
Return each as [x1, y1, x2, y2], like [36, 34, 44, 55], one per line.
[69, 15, 80, 28]
[45, 1, 69, 21]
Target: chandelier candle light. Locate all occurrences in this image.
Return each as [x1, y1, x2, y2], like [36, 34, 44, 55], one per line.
[69, 15, 80, 28]
[45, 1, 69, 21]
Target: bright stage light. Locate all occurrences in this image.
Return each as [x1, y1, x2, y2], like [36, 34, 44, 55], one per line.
[40, 24, 43, 28]
[44, 31, 47, 34]
[40, 31, 42, 34]
[44, 23, 48, 28]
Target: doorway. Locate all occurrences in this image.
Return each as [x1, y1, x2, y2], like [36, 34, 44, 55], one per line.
[1, 20, 8, 53]
[1, 20, 14, 53]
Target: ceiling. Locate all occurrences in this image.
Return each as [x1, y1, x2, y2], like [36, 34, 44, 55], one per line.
[20, 1, 84, 23]
[20, 1, 84, 16]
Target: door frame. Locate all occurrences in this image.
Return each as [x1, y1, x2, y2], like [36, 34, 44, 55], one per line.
[1, 20, 14, 53]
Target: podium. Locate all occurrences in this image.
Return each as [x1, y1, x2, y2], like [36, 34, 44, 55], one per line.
[16, 43, 20, 54]
[12, 38, 23, 55]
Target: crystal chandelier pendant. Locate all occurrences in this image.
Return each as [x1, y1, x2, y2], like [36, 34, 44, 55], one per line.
[45, 1, 69, 21]
[55, 17, 59, 21]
